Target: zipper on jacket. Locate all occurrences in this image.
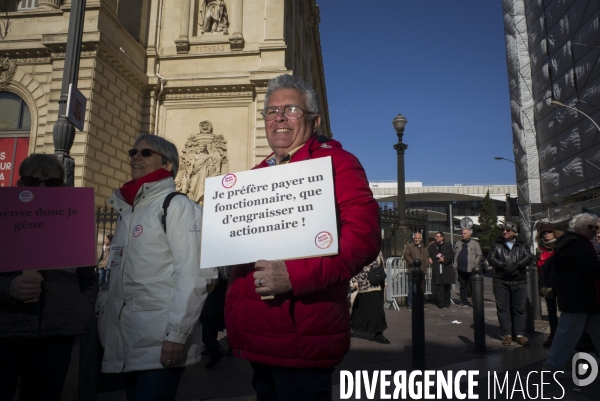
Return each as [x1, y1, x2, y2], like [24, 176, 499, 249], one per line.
[131, 186, 145, 213]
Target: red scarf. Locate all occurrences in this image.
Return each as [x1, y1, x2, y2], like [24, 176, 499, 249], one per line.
[119, 169, 172, 205]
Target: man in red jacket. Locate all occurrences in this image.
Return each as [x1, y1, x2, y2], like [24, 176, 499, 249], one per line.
[224, 74, 381, 400]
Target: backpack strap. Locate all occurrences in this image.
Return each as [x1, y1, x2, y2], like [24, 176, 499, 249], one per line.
[161, 192, 186, 233]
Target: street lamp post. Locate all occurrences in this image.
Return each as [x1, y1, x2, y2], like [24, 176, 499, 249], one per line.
[551, 100, 600, 132]
[494, 156, 515, 165]
[50, 1, 97, 399]
[52, 0, 87, 186]
[393, 114, 409, 255]
[495, 157, 517, 221]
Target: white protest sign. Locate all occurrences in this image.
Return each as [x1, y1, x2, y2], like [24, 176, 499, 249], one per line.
[200, 157, 338, 268]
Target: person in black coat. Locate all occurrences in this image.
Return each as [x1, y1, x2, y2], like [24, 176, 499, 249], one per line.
[0, 154, 95, 401]
[487, 221, 533, 347]
[428, 232, 455, 308]
[544, 213, 600, 371]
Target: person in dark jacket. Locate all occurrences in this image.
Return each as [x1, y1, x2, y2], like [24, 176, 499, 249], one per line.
[452, 228, 483, 307]
[543, 214, 600, 372]
[428, 232, 455, 308]
[403, 232, 429, 309]
[201, 266, 230, 369]
[534, 222, 563, 347]
[487, 221, 533, 347]
[0, 154, 95, 401]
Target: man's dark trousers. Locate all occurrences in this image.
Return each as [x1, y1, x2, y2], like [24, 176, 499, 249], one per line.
[436, 283, 451, 307]
[251, 362, 334, 401]
[457, 270, 472, 305]
[493, 281, 527, 336]
[0, 336, 75, 401]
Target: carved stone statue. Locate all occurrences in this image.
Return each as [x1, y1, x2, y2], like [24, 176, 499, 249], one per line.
[176, 120, 229, 204]
[0, 57, 17, 90]
[199, 0, 229, 34]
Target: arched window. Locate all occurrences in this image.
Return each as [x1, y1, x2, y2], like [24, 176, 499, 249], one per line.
[0, 92, 31, 187]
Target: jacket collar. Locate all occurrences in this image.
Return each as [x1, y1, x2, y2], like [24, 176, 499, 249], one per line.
[495, 237, 525, 245]
[554, 231, 590, 253]
[109, 177, 175, 210]
[256, 135, 342, 168]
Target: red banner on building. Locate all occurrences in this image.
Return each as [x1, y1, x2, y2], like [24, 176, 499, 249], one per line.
[0, 137, 29, 187]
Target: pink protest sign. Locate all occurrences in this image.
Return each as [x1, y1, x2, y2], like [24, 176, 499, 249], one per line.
[0, 187, 96, 273]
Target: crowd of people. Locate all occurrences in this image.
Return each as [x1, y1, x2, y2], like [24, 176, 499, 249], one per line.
[1, 73, 599, 400]
[0, 75, 380, 401]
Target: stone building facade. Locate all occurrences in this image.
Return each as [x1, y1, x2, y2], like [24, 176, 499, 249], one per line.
[0, 0, 329, 205]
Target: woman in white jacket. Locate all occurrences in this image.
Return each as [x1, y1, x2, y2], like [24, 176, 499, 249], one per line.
[97, 134, 215, 400]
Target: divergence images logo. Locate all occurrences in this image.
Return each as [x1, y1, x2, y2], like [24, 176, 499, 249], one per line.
[573, 352, 598, 387]
[222, 174, 237, 189]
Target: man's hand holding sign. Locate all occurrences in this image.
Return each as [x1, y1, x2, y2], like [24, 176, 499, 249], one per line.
[253, 260, 292, 297]
[209, 74, 381, 400]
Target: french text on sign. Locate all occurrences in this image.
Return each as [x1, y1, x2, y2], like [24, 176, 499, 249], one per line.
[200, 157, 338, 269]
[0, 187, 96, 273]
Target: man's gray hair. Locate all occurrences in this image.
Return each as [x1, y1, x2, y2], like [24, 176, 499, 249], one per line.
[264, 74, 321, 117]
[568, 213, 596, 231]
[133, 134, 180, 177]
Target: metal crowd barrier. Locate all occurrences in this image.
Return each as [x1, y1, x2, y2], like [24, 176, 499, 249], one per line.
[384, 257, 432, 310]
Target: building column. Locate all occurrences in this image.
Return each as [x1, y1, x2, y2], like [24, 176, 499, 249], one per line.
[229, 0, 244, 50]
[175, 0, 192, 53]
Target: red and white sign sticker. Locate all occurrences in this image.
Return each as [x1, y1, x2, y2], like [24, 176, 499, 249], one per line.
[18, 190, 34, 203]
[315, 231, 334, 249]
[133, 225, 143, 237]
[222, 174, 237, 189]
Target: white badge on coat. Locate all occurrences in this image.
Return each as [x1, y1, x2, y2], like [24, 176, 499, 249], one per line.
[107, 245, 124, 270]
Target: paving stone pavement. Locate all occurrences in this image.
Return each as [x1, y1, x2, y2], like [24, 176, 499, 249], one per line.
[37, 276, 597, 400]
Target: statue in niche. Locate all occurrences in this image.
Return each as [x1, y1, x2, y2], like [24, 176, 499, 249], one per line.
[199, 0, 229, 34]
[176, 120, 229, 204]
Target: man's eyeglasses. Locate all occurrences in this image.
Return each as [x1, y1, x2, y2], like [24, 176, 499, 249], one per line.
[261, 105, 314, 121]
[502, 228, 513, 233]
[128, 148, 164, 158]
[595, 236, 600, 239]
[19, 176, 64, 187]
[587, 225, 600, 231]
[542, 231, 554, 235]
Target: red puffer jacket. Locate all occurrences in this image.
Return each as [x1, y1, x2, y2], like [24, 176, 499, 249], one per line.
[224, 135, 381, 368]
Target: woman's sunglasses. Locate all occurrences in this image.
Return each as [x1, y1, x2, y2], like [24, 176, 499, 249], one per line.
[20, 176, 64, 187]
[127, 148, 164, 158]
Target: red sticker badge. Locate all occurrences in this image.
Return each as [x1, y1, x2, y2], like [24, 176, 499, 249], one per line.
[315, 231, 334, 249]
[133, 225, 143, 237]
[222, 174, 237, 189]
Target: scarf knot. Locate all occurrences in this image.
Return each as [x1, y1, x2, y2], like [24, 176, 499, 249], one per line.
[119, 169, 172, 205]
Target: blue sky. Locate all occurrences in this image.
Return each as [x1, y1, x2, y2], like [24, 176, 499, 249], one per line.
[317, 1, 516, 185]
